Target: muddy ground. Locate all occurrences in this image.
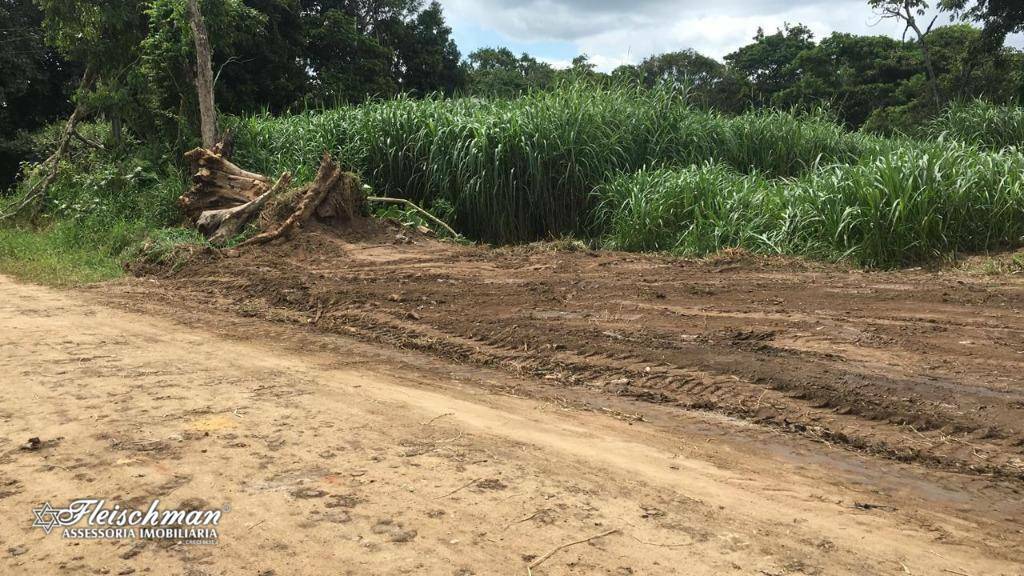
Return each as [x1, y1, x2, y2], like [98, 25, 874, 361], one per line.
[140, 223, 1024, 480]
[2, 221, 1023, 574]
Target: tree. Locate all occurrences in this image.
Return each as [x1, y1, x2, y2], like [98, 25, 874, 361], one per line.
[636, 50, 744, 108]
[725, 24, 816, 106]
[465, 47, 555, 98]
[638, 50, 724, 89]
[774, 33, 918, 127]
[302, 3, 397, 103]
[213, 0, 308, 114]
[922, 24, 1021, 102]
[187, 0, 216, 147]
[0, 0, 78, 190]
[610, 64, 642, 86]
[299, 0, 465, 102]
[570, 54, 596, 74]
[393, 1, 463, 96]
[941, 0, 1024, 46]
[870, 0, 944, 107]
[142, 0, 280, 148]
[36, 0, 151, 145]
[939, 1, 1024, 101]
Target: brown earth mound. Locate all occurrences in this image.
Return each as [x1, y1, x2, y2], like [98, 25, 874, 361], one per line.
[136, 224, 1024, 481]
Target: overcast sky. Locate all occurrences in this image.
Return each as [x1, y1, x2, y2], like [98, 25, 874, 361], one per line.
[438, 0, 1023, 70]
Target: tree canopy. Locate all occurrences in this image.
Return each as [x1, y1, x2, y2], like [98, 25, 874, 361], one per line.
[2, 0, 1024, 190]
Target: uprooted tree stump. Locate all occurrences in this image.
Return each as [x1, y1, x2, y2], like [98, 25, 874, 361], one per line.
[180, 146, 365, 247]
[181, 144, 273, 222]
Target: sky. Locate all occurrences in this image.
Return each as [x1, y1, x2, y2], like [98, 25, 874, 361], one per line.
[438, 0, 1024, 71]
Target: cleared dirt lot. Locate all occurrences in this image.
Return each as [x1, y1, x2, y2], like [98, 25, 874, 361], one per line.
[2, 226, 1023, 574]
[145, 224, 1024, 479]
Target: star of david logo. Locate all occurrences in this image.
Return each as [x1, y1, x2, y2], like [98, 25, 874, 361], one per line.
[32, 503, 62, 535]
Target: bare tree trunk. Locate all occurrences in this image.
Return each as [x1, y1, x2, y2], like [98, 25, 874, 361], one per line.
[187, 0, 217, 148]
[897, 2, 942, 109]
[111, 113, 123, 149]
[908, 19, 943, 109]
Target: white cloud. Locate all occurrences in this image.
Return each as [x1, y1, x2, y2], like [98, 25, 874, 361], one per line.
[440, 0, 987, 71]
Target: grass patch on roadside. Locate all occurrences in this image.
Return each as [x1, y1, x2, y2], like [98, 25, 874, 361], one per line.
[5, 88, 1024, 277]
[230, 84, 878, 243]
[0, 225, 125, 286]
[0, 129, 191, 286]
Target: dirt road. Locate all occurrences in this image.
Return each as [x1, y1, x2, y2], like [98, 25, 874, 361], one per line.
[1, 269, 1023, 575]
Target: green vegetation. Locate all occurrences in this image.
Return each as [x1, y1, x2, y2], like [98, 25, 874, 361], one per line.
[4, 0, 1024, 284]
[230, 85, 877, 243]
[595, 165, 782, 255]
[0, 225, 124, 286]
[7, 85, 1024, 282]
[791, 144, 1024, 265]
[926, 100, 1024, 149]
[597, 141, 1024, 267]
[0, 123, 188, 285]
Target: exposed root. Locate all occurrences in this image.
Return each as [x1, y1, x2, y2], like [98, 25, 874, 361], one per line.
[180, 145, 272, 223]
[238, 154, 362, 248]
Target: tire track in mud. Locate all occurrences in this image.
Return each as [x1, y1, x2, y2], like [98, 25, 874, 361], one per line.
[314, 305, 1022, 480]
[131, 228, 1024, 482]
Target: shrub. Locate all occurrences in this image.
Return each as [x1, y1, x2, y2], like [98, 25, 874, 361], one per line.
[789, 143, 1024, 266]
[596, 144, 1024, 267]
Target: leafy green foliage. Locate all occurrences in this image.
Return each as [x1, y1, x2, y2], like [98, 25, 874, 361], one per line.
[942, 0, 1024, 46]
[774, 33, 918, 128]
[8, 0, 1024, 280]
[465, 48, 556, 98]
[595, 165, 783, 254]
[0, 0, 78, 190]
[725, 24, 816, 106]
[300, 0, 463, 104]
[616, 50, 747, 113]
[0, 121, 188, 282]
[789, 142, 1024, 265]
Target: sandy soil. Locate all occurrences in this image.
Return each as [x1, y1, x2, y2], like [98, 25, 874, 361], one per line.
[1, 225, 1023, 574]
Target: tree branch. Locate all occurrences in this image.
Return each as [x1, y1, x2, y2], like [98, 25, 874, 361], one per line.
[366, 197, 460, 238]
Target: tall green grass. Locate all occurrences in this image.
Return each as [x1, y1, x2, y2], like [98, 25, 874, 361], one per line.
[926, 100, 1024, 151]
[596, 143, 1024, 266]
[790, 143, 1024, 265]
[6, 85, 1024, 277]
[230, 85, 877, 243]
[595, 164, 786, 254]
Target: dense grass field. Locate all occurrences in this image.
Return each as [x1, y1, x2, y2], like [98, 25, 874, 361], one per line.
[3, 87, 1024, 283]
[597, 142, 1024, 266]
[229, 89, 1024, 266]
[230, 86, 883, 244]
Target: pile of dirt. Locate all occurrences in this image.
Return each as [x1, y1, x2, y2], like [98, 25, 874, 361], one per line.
[135, 225, 1024, 482]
